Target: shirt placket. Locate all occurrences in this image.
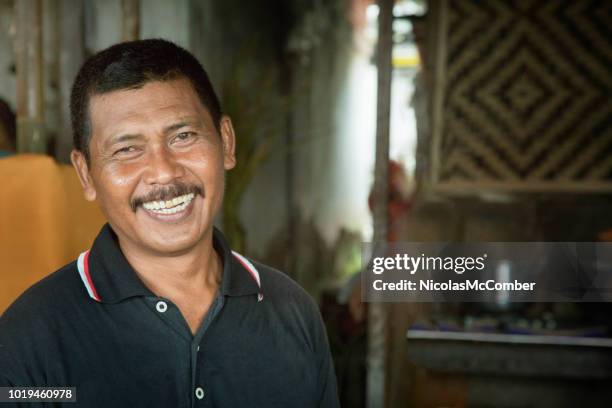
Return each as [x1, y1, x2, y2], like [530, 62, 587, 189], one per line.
[190, 294, 224, 407]
[145, 294, 225, 407]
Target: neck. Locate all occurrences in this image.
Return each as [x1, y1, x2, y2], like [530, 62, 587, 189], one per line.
[118, 231, 222, 300]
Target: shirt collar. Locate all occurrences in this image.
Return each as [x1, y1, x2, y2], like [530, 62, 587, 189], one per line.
[79, 224, 262, 304]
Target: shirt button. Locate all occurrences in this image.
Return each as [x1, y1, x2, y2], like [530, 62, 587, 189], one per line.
[195, 387, 205, 400]
[155, 301, 168, 313]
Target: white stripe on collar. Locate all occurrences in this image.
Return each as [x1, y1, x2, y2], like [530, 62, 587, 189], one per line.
[231, 250, 263, 302]
[77, 250, 101, 302]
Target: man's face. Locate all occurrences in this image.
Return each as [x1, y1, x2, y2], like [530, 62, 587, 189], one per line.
[71, 78, 236, 256]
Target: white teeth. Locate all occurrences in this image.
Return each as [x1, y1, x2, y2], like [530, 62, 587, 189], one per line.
[142, 193, 195, 215]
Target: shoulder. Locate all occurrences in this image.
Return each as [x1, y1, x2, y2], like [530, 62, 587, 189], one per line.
[250, 260, 327, 342]
[250, 261, 335, 362]
[0, 261, 85, 384]
[0, 261, 84, 332]
[253, 260, 318, 311]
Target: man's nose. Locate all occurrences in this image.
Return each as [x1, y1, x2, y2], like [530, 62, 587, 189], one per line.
[143, 146, 184, 184]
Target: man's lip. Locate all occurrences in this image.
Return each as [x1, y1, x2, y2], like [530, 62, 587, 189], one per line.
[139, 194, 197, 221]
[140, 192, 196, 211]
[131, 185, 204, 212]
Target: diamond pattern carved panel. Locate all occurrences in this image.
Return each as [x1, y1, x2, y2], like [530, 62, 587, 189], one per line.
[430, 0, 612, 192]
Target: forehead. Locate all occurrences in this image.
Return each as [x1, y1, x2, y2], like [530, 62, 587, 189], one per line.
[88, 78, 211, 141]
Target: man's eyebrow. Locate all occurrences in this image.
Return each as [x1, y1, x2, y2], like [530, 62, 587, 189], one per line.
[106, 133, 144, 146]
[163, 121, 198, 133]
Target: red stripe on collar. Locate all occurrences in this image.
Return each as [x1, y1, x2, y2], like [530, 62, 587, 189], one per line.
[77, 250, 102, 302]
[231, 251, 264, 302]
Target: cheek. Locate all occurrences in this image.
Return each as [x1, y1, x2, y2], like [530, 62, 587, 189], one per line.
[107, 174, 136, 188]
[106, 162, 143, 185]
[94, 164, 142, 203]
[184, 148, 225, 181]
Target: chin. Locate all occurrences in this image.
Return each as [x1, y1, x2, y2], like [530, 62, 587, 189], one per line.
[145, 236, 200, 256]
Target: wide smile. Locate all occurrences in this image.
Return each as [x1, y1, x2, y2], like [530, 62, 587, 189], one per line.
[141, 192, 196, 219]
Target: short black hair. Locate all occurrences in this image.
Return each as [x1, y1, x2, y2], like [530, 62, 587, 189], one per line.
[70, 39, 222, 162]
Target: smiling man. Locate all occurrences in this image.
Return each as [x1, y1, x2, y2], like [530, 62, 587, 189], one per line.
[0, 39, 339, 407]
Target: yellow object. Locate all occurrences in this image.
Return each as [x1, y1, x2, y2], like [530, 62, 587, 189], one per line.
[0, 154, 106, 313]
[392, 54, 421, 68]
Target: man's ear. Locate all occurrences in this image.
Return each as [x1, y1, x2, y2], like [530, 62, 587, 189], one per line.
[70, 149, 97, 202]
[219, 115, 236, 170]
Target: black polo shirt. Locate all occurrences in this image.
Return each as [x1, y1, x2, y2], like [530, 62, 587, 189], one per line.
[0, 224, 339, 407]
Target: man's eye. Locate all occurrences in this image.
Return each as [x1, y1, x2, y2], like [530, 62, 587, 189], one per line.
[113, 146, 137, 156]
[173, 132, 194, 144]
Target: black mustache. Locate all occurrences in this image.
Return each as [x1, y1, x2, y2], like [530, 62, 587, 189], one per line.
[131, 183, 203, 212]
